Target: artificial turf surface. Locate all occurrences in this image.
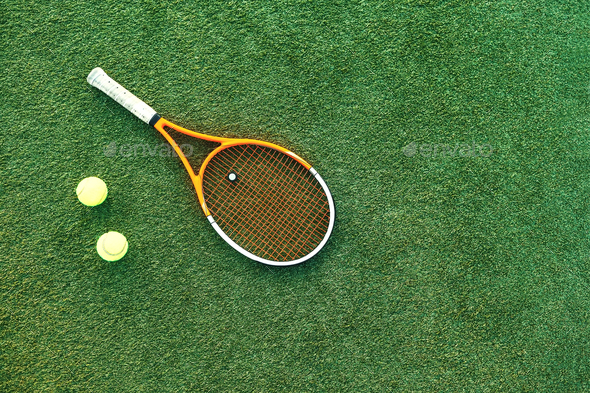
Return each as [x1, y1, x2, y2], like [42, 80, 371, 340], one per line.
[2, 0, 590, 391]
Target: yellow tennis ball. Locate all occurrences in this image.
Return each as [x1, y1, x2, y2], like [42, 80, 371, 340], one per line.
[76, 177, 108, 206]
[96, 231, 128, 261]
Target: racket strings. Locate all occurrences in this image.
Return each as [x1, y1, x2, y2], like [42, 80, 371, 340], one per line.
[202, 144, 331, 261]
[208, 148, 326, 237]
[221, 154, 328, 251]
[215, 150, 328, 245]
[205, 147, 328, 256]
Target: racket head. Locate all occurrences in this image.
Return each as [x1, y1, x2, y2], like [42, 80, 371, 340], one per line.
[197, 141, 335, 266]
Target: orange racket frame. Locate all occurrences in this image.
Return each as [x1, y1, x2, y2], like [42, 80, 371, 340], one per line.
[153, 117, 313, 217]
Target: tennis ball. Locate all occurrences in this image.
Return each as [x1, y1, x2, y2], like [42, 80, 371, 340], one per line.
[76, 177, 108, 206]
[96, 231, 128, 261]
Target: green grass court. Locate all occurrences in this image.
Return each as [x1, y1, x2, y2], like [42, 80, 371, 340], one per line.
[2, 0, 590, 391]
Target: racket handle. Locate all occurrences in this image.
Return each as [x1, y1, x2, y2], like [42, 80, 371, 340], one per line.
[87, 68, 159, 125]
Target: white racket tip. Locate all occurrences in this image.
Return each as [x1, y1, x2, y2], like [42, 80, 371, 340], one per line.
[87, 67, 106, 86]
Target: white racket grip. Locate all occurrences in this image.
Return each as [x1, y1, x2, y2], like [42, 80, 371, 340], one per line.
[87, 68, 158, 125]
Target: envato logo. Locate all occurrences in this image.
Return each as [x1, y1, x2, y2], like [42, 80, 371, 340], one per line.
[104, 142, 195, 158]
[403, 141, 493, 158]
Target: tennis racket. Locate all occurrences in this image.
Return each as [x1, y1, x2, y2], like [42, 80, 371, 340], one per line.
[87, 68, 334, 266]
